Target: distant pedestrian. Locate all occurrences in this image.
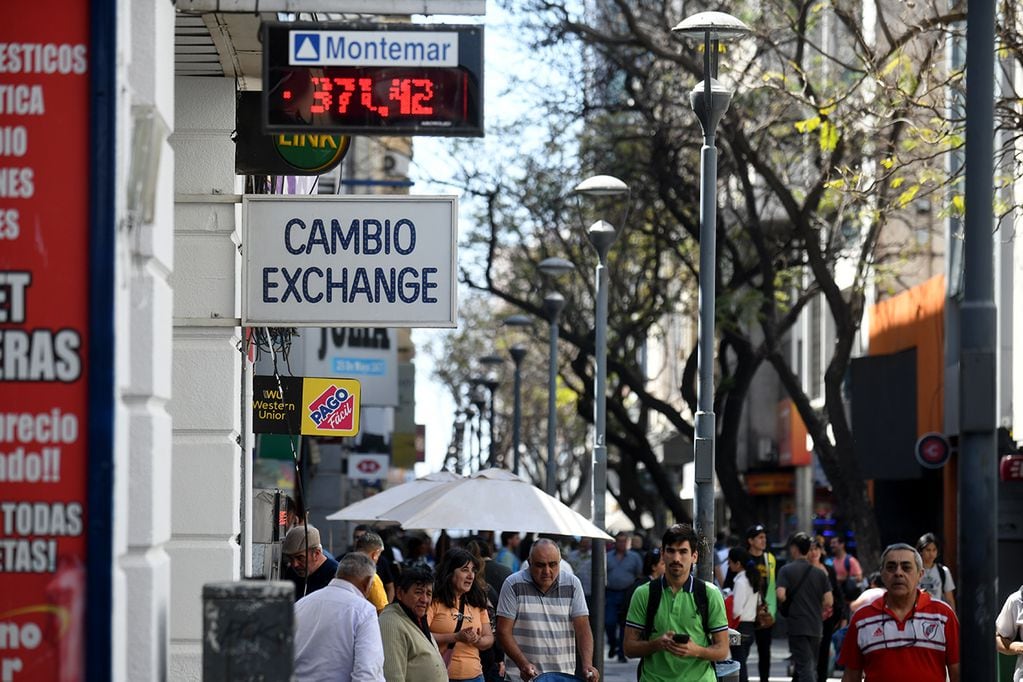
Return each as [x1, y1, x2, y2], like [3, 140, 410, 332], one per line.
[808, 537, 845, 680]
[777, 532, 832, 682]
[996, 583, 1023, 682]
[830, 534, 863, 602]
[496, 538, 596, 681]
[745, 523, 777, 682]
[293, 552, 384, 681]
[915, 533, 956, 610]
[429, 548, 494, 682]
[496, 532, 522, 573]
[838, 543, 959, 681]
[379, 564, 447, 682]
[282, 524, 338, 600]
[355, 530, 390, 612]
[727, 547, 761, 682]
[606, 530, 643, 662]
[622, 523, 729, 681]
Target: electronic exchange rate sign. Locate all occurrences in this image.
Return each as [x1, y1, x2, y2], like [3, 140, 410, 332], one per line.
[262, 23, 483, 137]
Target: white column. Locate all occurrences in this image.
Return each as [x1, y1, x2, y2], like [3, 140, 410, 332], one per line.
[168, 76, 242, 677]
[117, 1, 176, 680]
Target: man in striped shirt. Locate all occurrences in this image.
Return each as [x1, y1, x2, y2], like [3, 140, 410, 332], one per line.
[838, 543, 960, 681]
[497, 538, 597, 681]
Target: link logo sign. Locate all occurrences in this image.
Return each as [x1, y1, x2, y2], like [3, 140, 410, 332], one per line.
[242, 195, 457, 327]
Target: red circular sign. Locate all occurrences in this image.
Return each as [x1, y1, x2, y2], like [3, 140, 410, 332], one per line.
[356, 459, 381, 473]
[916, 433, 951, 469]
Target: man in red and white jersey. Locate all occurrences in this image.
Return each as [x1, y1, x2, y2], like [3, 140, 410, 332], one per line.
[838, 543, 959, 682]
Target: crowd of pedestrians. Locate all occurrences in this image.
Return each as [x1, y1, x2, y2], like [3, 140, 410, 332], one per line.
[278, 519, 1021, 682]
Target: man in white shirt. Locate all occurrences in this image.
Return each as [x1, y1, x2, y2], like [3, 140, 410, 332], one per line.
[293, 552, 385, 682]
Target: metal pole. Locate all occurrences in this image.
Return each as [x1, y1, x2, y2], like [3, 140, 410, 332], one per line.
[510, 346, 526, 475]
[544, 294, 565, 495]
[958, 0, 997, 678]
[693, 33, 719, 581]
[488, 389, 498, 468]
[591, 250, 609, 679]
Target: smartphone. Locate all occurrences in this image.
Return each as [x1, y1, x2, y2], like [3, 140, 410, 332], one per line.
[672, 633, 690, 644]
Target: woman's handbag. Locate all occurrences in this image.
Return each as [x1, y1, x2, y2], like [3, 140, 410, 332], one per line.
[755, 595, 775, 630]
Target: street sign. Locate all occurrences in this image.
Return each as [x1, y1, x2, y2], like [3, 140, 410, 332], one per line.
[262, 22, 484, 136]
[915, 432, 951, 469]
[242, 195, 458, 327]
[252, 375, 361, 437]
[348, 453, 389, 481]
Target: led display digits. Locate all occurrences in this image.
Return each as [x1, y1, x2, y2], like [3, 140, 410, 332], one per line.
[263, 23, 483, 137]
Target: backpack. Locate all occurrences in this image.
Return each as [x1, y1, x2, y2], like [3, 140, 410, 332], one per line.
[636, 577, 713, 681]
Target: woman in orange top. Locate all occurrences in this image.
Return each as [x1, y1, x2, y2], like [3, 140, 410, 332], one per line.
[429, 548, 494, 682]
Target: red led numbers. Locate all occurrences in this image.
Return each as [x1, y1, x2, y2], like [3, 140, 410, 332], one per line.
[302, 74, 436, 118]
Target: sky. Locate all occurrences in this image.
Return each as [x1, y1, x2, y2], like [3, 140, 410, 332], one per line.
[409, 3, 539, 476]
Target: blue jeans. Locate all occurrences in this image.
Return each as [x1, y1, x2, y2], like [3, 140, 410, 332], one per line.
[451, 676, 485, 682]
[605, 588, 625, 652]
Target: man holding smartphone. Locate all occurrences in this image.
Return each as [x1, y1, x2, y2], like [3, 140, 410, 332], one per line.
[622, 524, 730, 681]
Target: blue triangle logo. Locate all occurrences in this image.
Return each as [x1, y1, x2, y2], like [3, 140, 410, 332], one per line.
[294, 34, 320, 62]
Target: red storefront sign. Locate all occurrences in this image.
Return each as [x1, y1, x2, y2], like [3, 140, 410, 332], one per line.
[1, 2, 94, 679]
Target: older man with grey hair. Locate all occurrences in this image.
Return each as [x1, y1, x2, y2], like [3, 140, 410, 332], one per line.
[497, 538, 596, 681]
[293, 552, 385, 681]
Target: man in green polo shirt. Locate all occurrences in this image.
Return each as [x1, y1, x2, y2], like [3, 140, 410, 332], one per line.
[622, 523, 730, 681]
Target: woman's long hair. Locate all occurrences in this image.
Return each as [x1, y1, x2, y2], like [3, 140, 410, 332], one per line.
[729, 547, 762, 594]
[433, 547, 488, 609]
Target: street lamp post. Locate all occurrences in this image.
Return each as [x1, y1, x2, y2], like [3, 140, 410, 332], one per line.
[479, 354, 504, 468]
[538, 257, 574, 495]
[574, 174, 630, 678]
[672, 11, 749, 581]
[504, 314, 534, 477]
[508, 345, 527, 475]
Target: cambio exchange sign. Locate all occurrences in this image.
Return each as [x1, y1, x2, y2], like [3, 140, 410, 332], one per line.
[243, 195, 457, 327]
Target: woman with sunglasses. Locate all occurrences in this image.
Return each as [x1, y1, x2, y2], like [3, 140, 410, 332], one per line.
[429, 548, 494, 682]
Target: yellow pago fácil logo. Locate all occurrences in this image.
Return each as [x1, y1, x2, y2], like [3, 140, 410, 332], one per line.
[301, 378, 360, 437]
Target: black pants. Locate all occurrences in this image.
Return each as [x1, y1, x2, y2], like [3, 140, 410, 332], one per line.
[754, 625, 772, 682]
[730, 622, 755, 682]
[818, 618, 839, 681]
[789, 634, 821, 682]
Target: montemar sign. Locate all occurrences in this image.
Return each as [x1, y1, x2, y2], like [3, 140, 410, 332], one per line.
[243, 195, 457, 327]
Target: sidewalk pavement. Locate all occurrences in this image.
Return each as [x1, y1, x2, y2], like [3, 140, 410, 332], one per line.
[596, 634, 844, 681]
[509, 635, 843, 681]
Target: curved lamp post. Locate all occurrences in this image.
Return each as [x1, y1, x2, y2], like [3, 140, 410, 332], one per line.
[672, 10, 749, 581]
[538, 257, 574, 495]
[574, 174, 630, 678]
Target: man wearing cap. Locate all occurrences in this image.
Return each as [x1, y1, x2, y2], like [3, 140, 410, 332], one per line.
[282, 524, 338, 600]
[746, 524, 777, 682]
[293, 552, 385, 681]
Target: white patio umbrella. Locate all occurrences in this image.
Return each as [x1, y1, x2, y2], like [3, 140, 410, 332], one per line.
[382, 468, 613, 540]
[325, 470, 461, 522]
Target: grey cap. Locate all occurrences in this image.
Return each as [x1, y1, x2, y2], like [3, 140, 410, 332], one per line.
[282, 525, 320, 556]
